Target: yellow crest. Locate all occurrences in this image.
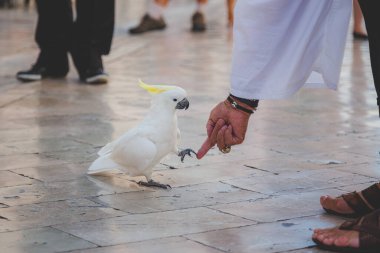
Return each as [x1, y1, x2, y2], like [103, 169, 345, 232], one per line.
[138, 79, 176, 94]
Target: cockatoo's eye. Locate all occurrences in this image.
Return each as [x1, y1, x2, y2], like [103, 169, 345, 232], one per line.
[173, 99, 177, 102]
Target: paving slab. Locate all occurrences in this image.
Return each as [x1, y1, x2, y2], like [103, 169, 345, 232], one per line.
[185, 215, 345, 253]
[0, 0, 379, 252]
[53, 207, 255, 246]
[0, 176, 142, 207]
[67, 237, 223, 253]
[0, 227, 97, 253]
[335, 161, 380, 178]
[209, 189, 344, 223]
[0, 170, 36, 187]
[223, 168, 378, 195]
[0, 198, 127, 232]
[92, 181, 266, 214]
[10, 162, 92, 183]
[115, 161, 266, 188]
[0, 153, 63, 171]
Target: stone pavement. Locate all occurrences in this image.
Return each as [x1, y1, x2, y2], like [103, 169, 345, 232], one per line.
[0, 1, 379, 253]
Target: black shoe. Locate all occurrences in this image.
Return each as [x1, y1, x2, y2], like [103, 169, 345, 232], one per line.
[191, 12, 206, 32]
[81, 68, 109, 84]
[72, 44, 108, 84]
[17, 49, 69, 82]
[129, 14, 166, 34]
[16, 64, 66, 82]
[16, 64, 47, 82]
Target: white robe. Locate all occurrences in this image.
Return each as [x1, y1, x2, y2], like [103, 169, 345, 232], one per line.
[230, 0, 352, 99]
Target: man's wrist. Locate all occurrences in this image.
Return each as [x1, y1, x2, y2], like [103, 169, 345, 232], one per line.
[229, 94, 259, 109]
[225, 95, 257, 115]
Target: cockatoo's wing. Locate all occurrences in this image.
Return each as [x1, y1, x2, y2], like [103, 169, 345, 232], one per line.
[88, 134, 157, 176]
[88, 131, 137, 174]
[111, 134, 157, 177]
[98, 128, 138, 156]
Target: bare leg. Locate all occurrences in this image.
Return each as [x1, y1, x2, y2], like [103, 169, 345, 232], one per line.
[227, 0, 234, 27]
[353, 0, 367, 37]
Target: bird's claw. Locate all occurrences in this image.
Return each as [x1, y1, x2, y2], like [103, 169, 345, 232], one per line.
[138, 180, 171, 189]
[178, 148, 197, 162]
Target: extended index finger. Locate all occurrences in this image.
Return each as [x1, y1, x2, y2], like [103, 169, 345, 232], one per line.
[197, 119, 226, 159]
[196, 138, 213, 159]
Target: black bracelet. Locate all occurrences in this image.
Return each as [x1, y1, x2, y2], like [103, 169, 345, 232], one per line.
[227, 96, 254, 114]
[230, 94, 259, 108]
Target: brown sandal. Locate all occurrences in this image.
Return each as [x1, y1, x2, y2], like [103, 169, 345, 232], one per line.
[313, 209, 380, 253]
[323, 183, 380, 218]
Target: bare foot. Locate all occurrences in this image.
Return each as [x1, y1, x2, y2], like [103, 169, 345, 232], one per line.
[313, 227, 359, 248]
[320, 195, 355, 215]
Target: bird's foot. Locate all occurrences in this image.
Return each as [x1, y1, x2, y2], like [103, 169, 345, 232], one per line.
[138, 180, 171, 189]
[178, 148, 197, 162]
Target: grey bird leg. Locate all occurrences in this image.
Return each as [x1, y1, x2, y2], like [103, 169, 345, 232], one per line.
[138, 180, 171, 189]
[178, 148, 197, 162]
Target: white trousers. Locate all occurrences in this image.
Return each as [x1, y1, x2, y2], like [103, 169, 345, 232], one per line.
[230, 0, 352, 99]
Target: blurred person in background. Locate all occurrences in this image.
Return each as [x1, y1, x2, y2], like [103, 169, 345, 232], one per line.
[16, 0, 115, 84]
[0, 0, 15, 8]
[129, 0, 207, 34]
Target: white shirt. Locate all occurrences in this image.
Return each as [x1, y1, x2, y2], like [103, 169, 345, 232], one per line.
[230, 0, 352, 99]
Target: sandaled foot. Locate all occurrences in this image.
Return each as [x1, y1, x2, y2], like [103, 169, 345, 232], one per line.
[313, 209, 380, 253]
[178, 148, 197, 162]
[321, 183, 380, 218]
[313, 227, 359, 250]
[321, 195, 356, 217]
[138, 180, 171, 189]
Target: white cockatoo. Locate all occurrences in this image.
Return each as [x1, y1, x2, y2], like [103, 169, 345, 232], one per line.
[87, 80, 196, 189]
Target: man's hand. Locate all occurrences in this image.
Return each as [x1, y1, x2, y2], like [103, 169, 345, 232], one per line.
[197, 100, 252, 159]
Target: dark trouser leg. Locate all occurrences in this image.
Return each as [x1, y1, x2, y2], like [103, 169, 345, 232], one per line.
[35, 0, 72, 76]
[358, 0, 380, 117]
[71, 0, 115, 78]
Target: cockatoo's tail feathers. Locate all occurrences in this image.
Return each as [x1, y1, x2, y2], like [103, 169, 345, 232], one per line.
[88, 154, 121, 174]
[138, 79, 177, 94]
[97, 142, 114, 156]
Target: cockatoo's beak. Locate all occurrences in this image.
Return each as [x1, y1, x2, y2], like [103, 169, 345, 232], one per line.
[175, 98, 189, 110]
